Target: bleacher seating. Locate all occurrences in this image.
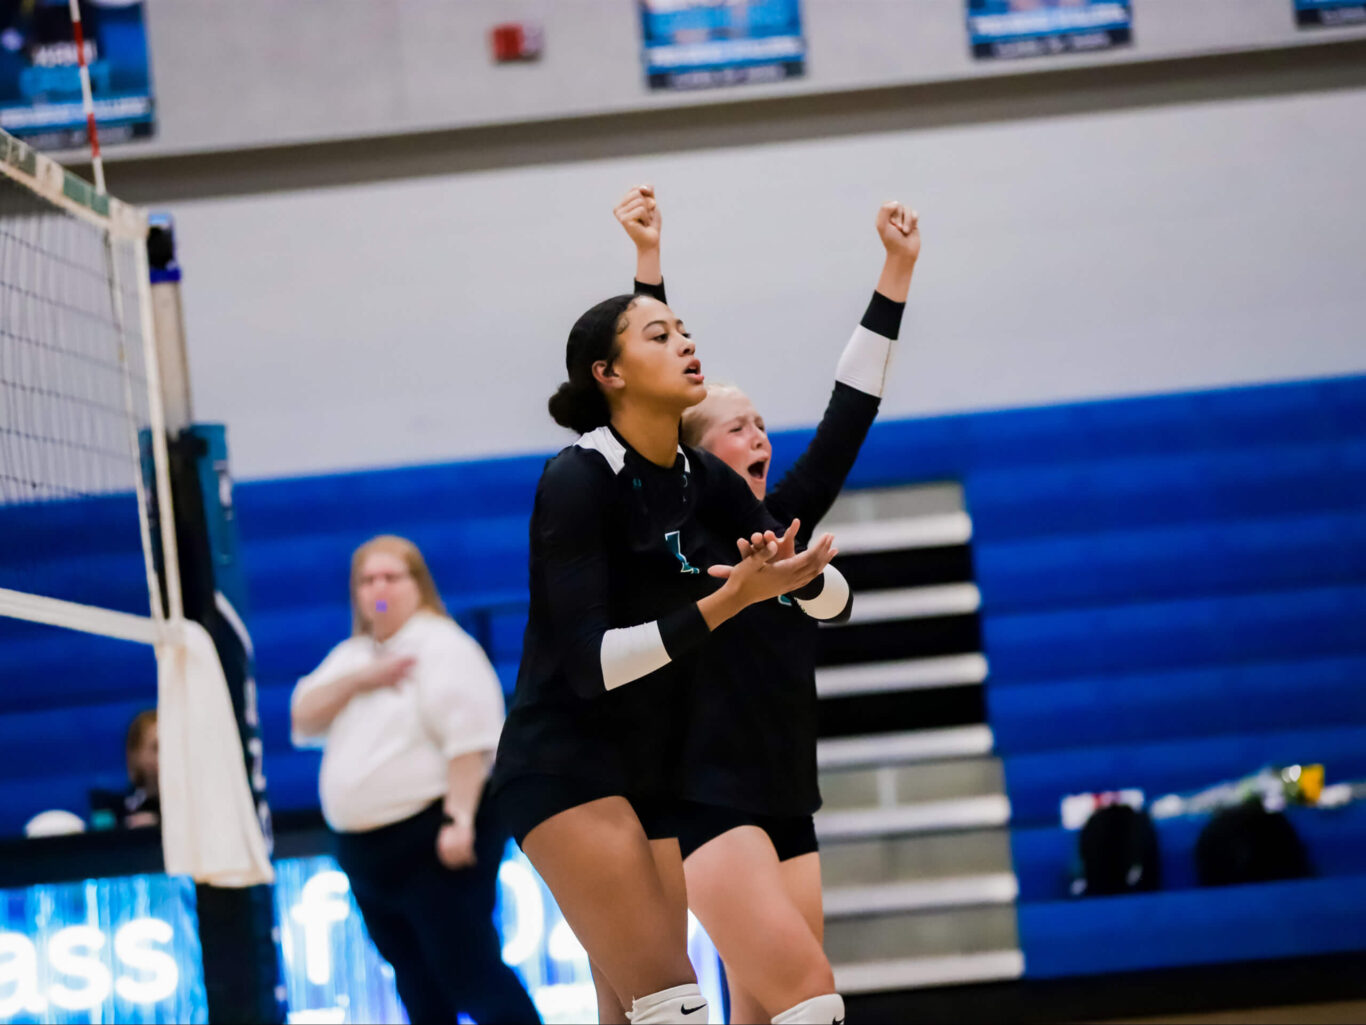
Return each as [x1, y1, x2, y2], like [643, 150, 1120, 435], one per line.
[1017, 875, 1366, 977]
[987, 655, 1366, 752]
[1012, 802, 1366, 902]
[2, 372, 1363, 983]
[1002, 726, 1366, 825]
[961, 374, 1366, 979]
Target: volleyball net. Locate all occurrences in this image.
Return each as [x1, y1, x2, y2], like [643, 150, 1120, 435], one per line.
[0, 129, 179, 645]
[0, 128, 272, 888]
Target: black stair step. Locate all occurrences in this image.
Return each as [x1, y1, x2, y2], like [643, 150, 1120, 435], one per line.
[817, 684, 987, 738]
[834, 545, 975, 592]
[818, 614, 982, 666]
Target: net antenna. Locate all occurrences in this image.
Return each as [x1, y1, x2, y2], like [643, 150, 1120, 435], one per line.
[67, 0, 105, 195]
[0, 125, 181, 649]
[71, 0, 183, 638]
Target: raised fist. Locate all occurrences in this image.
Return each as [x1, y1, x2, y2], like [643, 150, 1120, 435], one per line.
[876, 201, 920, 262]
[615, 184, 662, 250]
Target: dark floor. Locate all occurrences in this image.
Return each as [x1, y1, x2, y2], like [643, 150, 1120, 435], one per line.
[1105, 1000, 1366, 1024]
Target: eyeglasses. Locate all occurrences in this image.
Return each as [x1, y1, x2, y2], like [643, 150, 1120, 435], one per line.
[358, 570, 411, 587]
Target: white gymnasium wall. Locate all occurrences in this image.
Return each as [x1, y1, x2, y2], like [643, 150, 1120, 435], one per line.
[170, 82, 1366, 480]
[124, 0, 1366, 160]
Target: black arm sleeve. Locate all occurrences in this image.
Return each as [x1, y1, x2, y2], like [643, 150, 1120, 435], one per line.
[766, 290, 905, 541]
[537, 455, 708, 699]
[766, 382, 880, 545]
[633, 278, 667, 303]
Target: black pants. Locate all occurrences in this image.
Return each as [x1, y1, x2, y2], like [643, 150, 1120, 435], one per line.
[333, 798, 541, 1025]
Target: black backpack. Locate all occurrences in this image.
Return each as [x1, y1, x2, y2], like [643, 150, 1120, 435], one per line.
[1196, 800, 1311, 886]
[1076, 804, 1162, 896]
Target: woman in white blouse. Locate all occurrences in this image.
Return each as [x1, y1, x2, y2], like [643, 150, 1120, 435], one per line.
[291, 534, 539, 1025]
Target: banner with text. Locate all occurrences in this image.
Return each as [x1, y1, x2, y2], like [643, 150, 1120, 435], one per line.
[0, 0, 154, 150]
[640, 0, 805, 91]
[967, 0, 1133, 60]
[1294, 0, 1366, 28]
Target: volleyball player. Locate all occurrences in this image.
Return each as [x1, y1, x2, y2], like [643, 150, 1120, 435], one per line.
[487, 287, 852, 1025]
[614, 185, 920, 1024]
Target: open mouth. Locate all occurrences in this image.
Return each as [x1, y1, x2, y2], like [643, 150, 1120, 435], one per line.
[747, 458, 768, 482]
[683, 359, 705, 383]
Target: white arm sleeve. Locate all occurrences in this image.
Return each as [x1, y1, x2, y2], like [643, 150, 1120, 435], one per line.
[600, 622, 671, 691]
[795, 564, 852, 621]
[835, 325, 895, 398]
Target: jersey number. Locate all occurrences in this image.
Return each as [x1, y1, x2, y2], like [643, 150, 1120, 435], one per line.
[665, 531, 700, 575]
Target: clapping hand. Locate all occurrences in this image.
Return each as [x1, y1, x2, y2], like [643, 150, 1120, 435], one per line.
[708, 519, 838, 606]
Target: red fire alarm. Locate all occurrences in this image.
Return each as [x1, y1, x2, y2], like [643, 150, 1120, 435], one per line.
[490, 23, 544, 63]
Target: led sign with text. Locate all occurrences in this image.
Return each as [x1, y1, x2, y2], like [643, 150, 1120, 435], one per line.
[0, 874, 203, 1024]
[0, 849, 721, 1024]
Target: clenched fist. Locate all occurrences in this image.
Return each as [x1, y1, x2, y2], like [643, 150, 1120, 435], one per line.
[877, 201, 920, 263]
[615, 184, 662, 251]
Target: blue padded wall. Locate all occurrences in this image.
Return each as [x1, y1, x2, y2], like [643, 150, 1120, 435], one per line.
[0, 489, 153, 635]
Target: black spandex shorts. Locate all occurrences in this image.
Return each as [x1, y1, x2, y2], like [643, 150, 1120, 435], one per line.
[676, 801, 819, 862]
[497, 774, 681, 847]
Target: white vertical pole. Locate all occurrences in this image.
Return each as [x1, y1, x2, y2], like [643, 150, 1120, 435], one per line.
[134, 235, 185, 629]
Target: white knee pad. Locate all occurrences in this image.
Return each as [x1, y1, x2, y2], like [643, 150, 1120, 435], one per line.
[625, 982, 709, 1024]
[772, 992, 845, 1025]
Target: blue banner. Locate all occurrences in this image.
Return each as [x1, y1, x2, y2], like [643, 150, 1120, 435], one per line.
[967, 0, 1133, 60]
[0, 849, 723, 1024]
[1294, 0, 1366, 27]
[640, 0, 805, 91]
[0, 0, 154, 149]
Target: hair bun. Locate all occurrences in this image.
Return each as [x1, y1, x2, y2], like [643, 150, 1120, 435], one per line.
[552, 293, 639, 434]
[548, 380, 609, 434]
